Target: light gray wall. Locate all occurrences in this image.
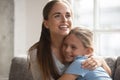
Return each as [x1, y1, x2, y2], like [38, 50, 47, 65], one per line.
[0, 0, 48, 79]
[14, 0, 48, 56]
[0, 0, 14, 80]
[26, 0, 48, 51]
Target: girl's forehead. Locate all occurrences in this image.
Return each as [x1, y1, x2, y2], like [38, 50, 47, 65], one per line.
[64, 34, 75, 41]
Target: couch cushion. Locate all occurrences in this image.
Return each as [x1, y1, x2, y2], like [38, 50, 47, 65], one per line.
[104, 57, 116, 73]
[113, 56, 120, 80]
[114, 65, 120, 80]
[9, 57, 33, 80]
[116, 56, 120, 67]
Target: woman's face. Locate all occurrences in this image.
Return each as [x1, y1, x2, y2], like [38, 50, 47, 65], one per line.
[44, 2, 73, 37]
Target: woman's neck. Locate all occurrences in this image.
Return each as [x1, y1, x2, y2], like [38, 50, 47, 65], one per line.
[51, 35, 65, 63]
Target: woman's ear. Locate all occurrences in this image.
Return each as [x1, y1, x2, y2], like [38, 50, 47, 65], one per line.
[44, 20, 49, 29]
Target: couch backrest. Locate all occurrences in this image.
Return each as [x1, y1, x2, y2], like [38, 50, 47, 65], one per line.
[9, 56, 120, 80]
[9, 57, 33, 80]
[104, 57, 116, 77]
[113, 56, 120, 80]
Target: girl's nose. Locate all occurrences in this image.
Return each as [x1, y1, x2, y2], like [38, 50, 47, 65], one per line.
[65, 47, 70, 52]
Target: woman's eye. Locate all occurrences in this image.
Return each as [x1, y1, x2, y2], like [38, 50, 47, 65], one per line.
[54, 14, 60, 18]
[66, 14, 71, 18]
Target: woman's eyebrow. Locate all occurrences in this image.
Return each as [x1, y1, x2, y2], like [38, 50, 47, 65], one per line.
[52, 12, 61, 16]
[51, 12, 71, 16]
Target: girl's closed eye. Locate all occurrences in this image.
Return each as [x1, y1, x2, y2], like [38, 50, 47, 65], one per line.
[71, 45, 77, 50]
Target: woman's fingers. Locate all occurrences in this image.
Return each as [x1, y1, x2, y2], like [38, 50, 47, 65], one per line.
[82, 56, 102, 70]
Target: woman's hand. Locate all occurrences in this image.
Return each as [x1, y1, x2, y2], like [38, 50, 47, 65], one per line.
[82, 56, 112, 76]
[82, 56, 102, 70]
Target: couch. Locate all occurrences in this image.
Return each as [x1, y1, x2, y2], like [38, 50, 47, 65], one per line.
[9, 56, 120, 80]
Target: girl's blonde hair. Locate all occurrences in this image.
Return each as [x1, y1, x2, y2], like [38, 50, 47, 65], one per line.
[68, 27, 93, 48]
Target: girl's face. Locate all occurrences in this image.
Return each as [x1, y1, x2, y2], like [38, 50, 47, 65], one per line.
[62, 34, 89, 62]
[44, 2, 72, 37]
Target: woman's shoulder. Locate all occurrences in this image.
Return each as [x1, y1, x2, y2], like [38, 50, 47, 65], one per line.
[28, 42, 39, 62]
[28, 42, 39, 52]
[28, 42, 42, 80]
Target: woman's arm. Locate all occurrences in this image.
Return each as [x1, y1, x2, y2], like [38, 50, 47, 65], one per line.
[101, 58, 112, 76]
[81, 56, 111, 75]
[58, 56, 112, 80]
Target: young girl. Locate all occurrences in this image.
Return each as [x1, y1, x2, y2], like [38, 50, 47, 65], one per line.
[59, 27, 112, 80]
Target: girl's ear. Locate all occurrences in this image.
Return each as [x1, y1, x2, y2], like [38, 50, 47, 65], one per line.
[86, 47, 94, 56]
[44, 20, 49, 29]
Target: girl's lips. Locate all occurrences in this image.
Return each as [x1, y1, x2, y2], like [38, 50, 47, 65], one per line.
[65, 55, 74, 62]
[65, 55, 73, 59]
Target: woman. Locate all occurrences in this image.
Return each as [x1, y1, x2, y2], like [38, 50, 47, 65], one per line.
[28, 0, 111, 80]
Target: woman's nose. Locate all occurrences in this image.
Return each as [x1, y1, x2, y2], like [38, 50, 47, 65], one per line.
[61, 16, 67, 22]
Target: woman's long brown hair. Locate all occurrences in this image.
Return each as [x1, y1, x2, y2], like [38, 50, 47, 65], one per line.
[29, 0, 71, 80]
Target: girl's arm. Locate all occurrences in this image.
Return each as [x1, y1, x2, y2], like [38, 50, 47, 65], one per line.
[58, 74, 78, 80]
[58, 57, 88, 80]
